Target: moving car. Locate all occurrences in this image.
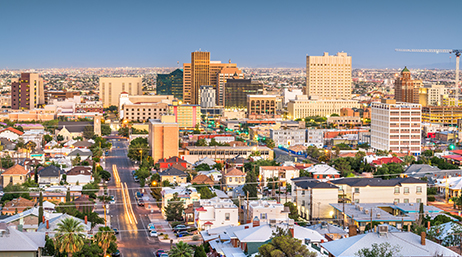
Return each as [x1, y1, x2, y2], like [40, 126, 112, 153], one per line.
[160, 254, 168, 257]
[112, 228, 119, 234]
[134, 176, 139, 182]
[112, 250, 120, 257]
[109, 195, 115, 204]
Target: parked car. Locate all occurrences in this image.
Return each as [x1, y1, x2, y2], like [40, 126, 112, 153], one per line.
[150, 230, 158, 237]
[112, 250, 120, 257]
[173, 225, 190, 233]
[134, 176, 139, 182]
[160, 254, 168, 257]
[155, 250, 165, 257]
[112, 228, 119, 234]
[176, 231, 192, 237]
[109, 195, 115, 204]
[137, 199, 145, 206]
[148, 223, 156, 230]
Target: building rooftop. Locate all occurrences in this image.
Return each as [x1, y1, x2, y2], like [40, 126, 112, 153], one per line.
[292, 177, 339, 189]
[2, 164, 28, 175]
[330, 177, 426, 187]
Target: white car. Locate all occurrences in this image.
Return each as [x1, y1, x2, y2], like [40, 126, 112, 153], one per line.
[150, 230, 158, 237]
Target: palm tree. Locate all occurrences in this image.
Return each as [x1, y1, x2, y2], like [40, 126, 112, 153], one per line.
[94, 226, 116, 257]
[53, 218, 86, 257]
[169, 241, 194, 257]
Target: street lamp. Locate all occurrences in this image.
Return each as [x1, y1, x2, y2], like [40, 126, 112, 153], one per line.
[139, 150, 143, 164]
[151, 180, 157, 187]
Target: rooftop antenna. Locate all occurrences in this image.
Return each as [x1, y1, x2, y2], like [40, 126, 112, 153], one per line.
[177, 61, 179, 68]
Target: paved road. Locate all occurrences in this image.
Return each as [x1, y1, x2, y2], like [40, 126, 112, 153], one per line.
[105, 135, 170, 257]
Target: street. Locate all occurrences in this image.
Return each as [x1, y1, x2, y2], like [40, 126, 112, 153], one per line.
[105, 135, 170, 257]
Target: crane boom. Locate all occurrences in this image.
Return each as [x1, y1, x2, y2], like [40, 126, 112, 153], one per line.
[395, 49, 453, 54]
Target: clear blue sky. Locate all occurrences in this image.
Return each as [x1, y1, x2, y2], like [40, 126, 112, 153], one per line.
[1, 0, 460, 69]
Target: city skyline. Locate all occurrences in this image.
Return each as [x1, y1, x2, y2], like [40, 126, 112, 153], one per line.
[0, 0, 461, 69]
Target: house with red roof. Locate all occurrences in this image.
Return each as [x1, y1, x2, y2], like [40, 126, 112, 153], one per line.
[0, 127, 24, 141]
[371, 156, 403, 167]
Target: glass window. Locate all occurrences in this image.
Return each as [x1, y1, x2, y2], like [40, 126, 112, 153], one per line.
[416, 186, 422, 193]
[404, 187, 409, 194]
[416, 198, 422, 203]
[229, 178, 232, 182]
[225, 213, 230, 221]
[354, 188, 360, 193]
[260, 213, 267, 219]
[394, 187, 400, 193]
[394, 199, 399, 204]
[404, 199, 409, 203]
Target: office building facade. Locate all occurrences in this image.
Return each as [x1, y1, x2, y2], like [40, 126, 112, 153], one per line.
[99, 77, 142, 107]
[11, 73, 45, 110]
[122, 102, 168, 122]
[156, 69, 183, 101]
[422, 106, 462, 125]
[224, 79, 263, 109]
[394, 67, 422, 104]
[288, 95, 359, 119]
[306, 52, 352, 100]
[168, 103, 201, 128]
[217, 67, 243, 106]
[371, 100, 421, 154]
[247, 95, 279, 119]
[199, 85, 216, 108]
[45, 90, 80, 105]
[148, 116, 179, 163]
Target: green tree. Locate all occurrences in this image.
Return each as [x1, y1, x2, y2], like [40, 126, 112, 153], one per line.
[331, 158, 353, 176]
[283, 201, 299, 220]
[212, 162, 224, 170]
[57, 134, 65, 142]
[169, 241, 194, 257]
[243, 170, 258, 198]
[1, 155, 15, 169]
[263, 138, 275, 149]
[355, 242, 401, 257]
[164, 193, 185, 221]
[195, 138, 208, 146]
[195, 163, 211, 171]
[257, 235, 315, 257]
[94, 226, 116, 257]
[194, 245, 207, 257]
[53, 218, 86, 257]
[83, 125, 95, 139]
[66, 188, 71, 203]
[199, 187, 217, 199]
[127, 137, 149, 162]
[44, 134, 53, 143]
[118, 127, 129, 137]
[403, 155, 415, 166]
[72, 153, 81, 166]
[38, 192, 44, 226]
[135, 167, 151, 187]
[101, 124, 111, 136]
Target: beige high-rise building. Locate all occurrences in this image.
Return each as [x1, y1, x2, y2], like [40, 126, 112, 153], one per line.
[183, 51, 239, 105]
[287, 95, 359, 119]
[99, 77, 142, 107]
[148, 115, 179, 163]
[306, 52, 352, 100]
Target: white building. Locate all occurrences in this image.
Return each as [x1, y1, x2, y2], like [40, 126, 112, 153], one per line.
[199, 85, 216, 108]
[371, 100, 421, 154]
[195, 198, 238, 231]
[270, 129, 305, 147]
[259, 166, 299, 187]
[243, 200, 290, 223]
[283, 88, 303, 105]
[306, 129, 324, 148]
[308, 164, 340, 180]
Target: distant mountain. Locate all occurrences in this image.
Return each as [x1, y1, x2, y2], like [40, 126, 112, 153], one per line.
[254, 62, 304, 68]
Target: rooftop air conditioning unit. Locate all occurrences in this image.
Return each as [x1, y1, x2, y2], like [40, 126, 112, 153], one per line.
[269, 219, 277, 227]
[376, 213, 381, 218]
[378, 224, 388, 234]
[364, 209, 369, 215]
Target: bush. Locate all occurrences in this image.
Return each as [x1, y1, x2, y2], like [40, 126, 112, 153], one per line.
[192, 235, 200, 241]
[163, 234, 169, 239]
[428, 195, 436, 202]
[171, 221, 183, 227]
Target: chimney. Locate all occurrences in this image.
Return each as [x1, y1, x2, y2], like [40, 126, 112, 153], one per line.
[164, 158, 166, 162]
[421, 232, 426, 245]
[348, 225, 357, 237]
[176, 157, 178, 162]
[289, 228, 294, 237]
[252, 216, 260, 227]
[85, 216, 87, 225]
[46, 220, 49, 229]
[42, 216, 45, 224]
[427, 221, 430, 230]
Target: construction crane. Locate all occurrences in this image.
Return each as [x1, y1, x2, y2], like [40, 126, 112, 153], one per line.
[395, 48, 462, 104]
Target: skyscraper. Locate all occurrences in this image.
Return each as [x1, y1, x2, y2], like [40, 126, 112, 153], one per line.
[183, 51, 239, 105]
[11, 73, 45, 110]
[157, 69, 183, 101]
[306, 52, 352, 100]
[224, 79, 263, 109]
[394, 67, 422, 104]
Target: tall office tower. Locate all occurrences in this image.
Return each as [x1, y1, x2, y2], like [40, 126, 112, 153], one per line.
[306, 52, 352, 100]
[200, 85, 216, 108]
[11, 73, 45, 110]
[224, 79, 264, 109]
[394, 67, 422, 104]
[217, 67, 243, 106]
[148, 115, 179, 163]
[157, 69, 183, 101]
[99, 77, 142, 107]
[371, 99, 421, 154]
[183, 51, 239, 105]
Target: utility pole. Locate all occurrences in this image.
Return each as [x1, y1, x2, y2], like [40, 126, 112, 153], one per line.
[370, 208, 373, 232]
[238, 196, 242, 223]
[246, 191, 250, 223]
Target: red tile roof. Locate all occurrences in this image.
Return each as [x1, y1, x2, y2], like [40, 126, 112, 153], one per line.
[204, 221, 213, 225]
[2, 164, 28, 175]
[223, 168, 245, 176]
[372, 156, 403, 165]
[196, 207, 206, 212]
[0, 127, 24, 136]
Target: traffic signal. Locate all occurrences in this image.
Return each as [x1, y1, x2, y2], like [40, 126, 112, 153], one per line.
[449, 144, 456, 150]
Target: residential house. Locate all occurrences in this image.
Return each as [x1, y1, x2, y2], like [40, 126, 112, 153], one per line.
[1, 164, 29, 188]
[157, 156, 190, 171]
[0, 206, 61, 232]
[291, 178, 339, 219]
[68, 149, 93, 161]
[0, 138, 16, 150]
[71, 140, 93, 149]
[321, 226, 458, 257]
[198, 170, 222, 183]
[241, 200, 290, 224]
[259, 166, 299, 187]
[403, 164, 441, 181]
[191, 174, 215, 186]
[37, 213, 92, 237]
[371, 156, 403, 167]
[73, 195, 94, 213]
[2, 197, 36, 215]
[159, 167, 188, 184]
[195, 198, 239, 231]
[308, 164, 340, 180]
[194, 157, 216, 167]
[0, 127, 24, 141]
[307, 221, 348, 240]
[30, 191, 67, 204]
[56, 121, 92, 141]
[0, 224, 46, 256]
[38, 165, 62, 185]
[331, 177, 427, 204]
[161, 186, 200, 218]
[222, 168, 246, 191]
[66, 166, 93, 185]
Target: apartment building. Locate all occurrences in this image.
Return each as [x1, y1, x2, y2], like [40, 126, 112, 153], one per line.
[331, 177, 427, 204]
[247, 95, 279, 119]
[270, 129, 306, 147]
[241, 200, 289, 223]
[99, 77, 142, 107]
[122, 102, 168, 122]
[156, 68, 183, 101]
[371, 100, 421, 154]
[306, 129, 324, 148]
[195, 198, 239, 231]
[185, 146, 273, 162]
[306, 52, 352, 100]
[394, 67, 422, 104]
[45, 90, 80, 104]
[288, 95, 359, 119]
[283, 88, 303, 105]
[168, 103, 201, 128]
[200, 85, 216, 108]
[290, 178, 339, 219]
[259, 166, 299, 187]
[161, 186, 200, 218]
[217, 67, 243, 106]
[11, 73, 45, 110]
[422, 106, 462, 126]
[327, 116, 361, 127]
[148, 115, 179, 163]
